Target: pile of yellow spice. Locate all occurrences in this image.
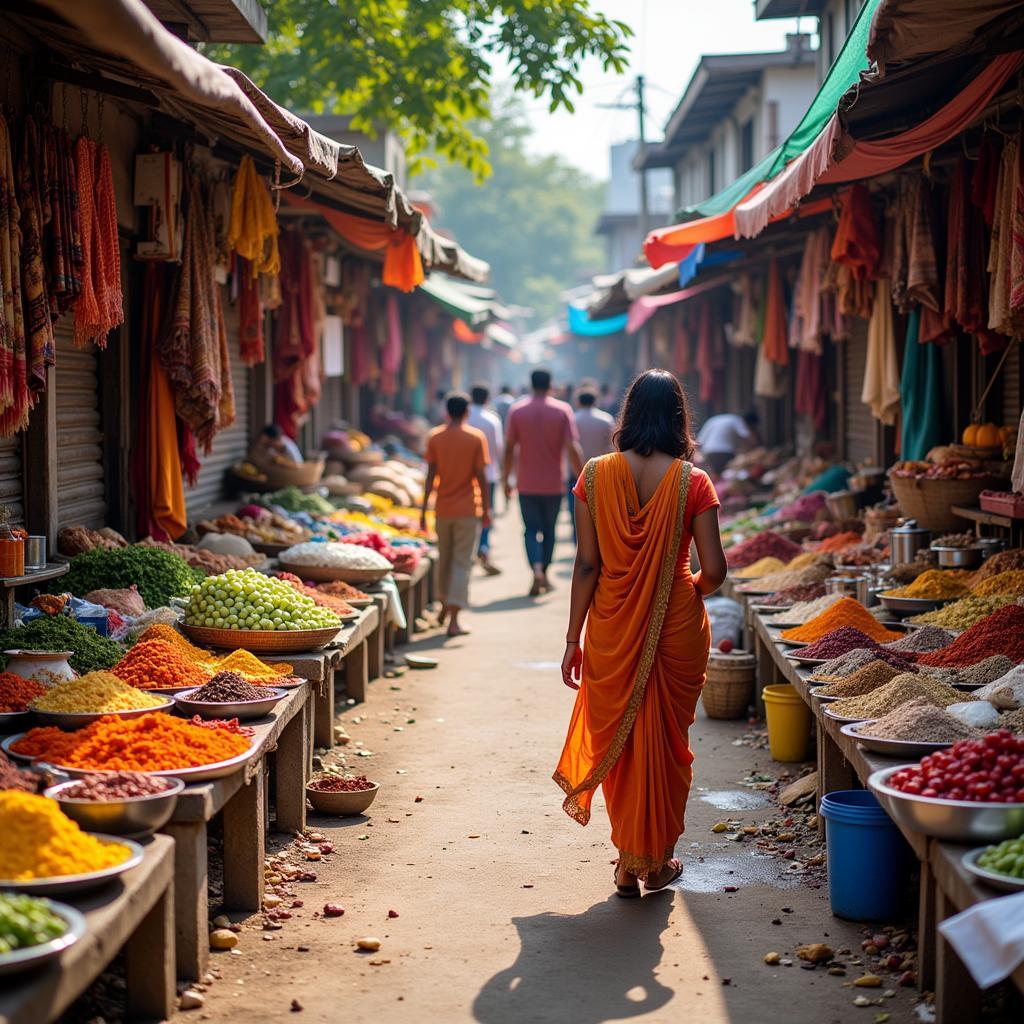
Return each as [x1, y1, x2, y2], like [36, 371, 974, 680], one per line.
[0, 792, 131, 880]
[31, 672, 166, 713]
[134, 624, 293, 681]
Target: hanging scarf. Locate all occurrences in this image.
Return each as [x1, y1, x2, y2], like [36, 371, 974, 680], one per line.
[762, 256, 789, 366]
[795, 348, 826, 430]
[862, 279, 900, 425]
[790, 227, 829, 354]
[237, 256, 265, 365]
[987, 133, 1023, 339]
[972, 133, 1000, 227]
[273, 229, 316, 438]
[228, 155, 280, 276]
[41, 123, 83, 316]
[831, 184, 882, 283]
[0, 112, 28, 438]
[900, 310, 944, 461]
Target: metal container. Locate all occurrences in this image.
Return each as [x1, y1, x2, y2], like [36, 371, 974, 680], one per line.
[977, 537, 1007, 561]
[172, 687, 287, 722]
[32, 698, 176, 731]
[888, 519, 931, 566]
[933, 545, 983, 569]
[24, 536, 46, 571]
[825, 575, 860, 598]
[825, 491, 857, 520]
[853, 575, 876, 607]
[45, 778, 184, 838]
[869, 765, 1024, 841]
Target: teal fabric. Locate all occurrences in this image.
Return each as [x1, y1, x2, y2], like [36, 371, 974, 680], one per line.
[802, 465, 850, 495]
[685, 0, 882, 219]
[900, 309, 944, 461]
[567, 305, 628, 336]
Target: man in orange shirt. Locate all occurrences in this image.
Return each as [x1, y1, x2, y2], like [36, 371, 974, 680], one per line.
[421, 392, 491, 638]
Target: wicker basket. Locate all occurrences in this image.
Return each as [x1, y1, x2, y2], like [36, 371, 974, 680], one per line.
[701, 652, 756, 720]
[180, 623, 342, 652]
[278, 561, 392, 587]
[262, 456, 327, 490]
[888, 474, 1005, 533]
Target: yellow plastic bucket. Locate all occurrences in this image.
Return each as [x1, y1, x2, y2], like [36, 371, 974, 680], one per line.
[762, 684, 812, 762]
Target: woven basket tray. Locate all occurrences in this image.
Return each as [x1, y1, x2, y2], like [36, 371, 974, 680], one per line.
[889, 474, 1004, 533]
[277, 562, 391, 584]
[180, 623, 342, 652]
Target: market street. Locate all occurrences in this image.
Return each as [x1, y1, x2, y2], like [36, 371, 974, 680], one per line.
[196, 513, 919, 1024]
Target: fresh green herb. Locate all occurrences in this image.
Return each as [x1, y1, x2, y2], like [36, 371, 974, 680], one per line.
[0, 616, 123, 674]
[55, 546, 203, 609]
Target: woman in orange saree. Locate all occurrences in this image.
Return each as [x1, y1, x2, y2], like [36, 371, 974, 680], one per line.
[554, 370, 727, 896]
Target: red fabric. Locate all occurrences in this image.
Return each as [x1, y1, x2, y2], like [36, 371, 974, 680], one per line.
[273, 229, 317, 439]
[763, 257, 789, 367]
[453, 319, 484, 343]
[831, 184, 881, 281]
[237, 256, 265, 365]
[795, 348, 826, 430]
[972, 133, 1001, 226]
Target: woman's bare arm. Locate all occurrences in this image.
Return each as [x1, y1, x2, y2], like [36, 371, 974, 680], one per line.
[561, 495, 601, 689]
[691, 507, 727, 596]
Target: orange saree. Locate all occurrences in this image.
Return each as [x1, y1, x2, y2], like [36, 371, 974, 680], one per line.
[554, 454, 713, 877]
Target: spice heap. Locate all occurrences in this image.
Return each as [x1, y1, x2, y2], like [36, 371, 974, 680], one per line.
[1000, 708, 1024, 734]
[790, 626, 883, 661]
[278, 542, 393, 571]
[970, 548, 1024, 585]
[883, 569, 971, 600]
[917, 605, 1024, 667]
[740, 562, 832, 594]
[112, 639, 211, 691]
[215, 649, 292, 680]
[307, 774, 375, 793]
[811, 647, 915, 682]
[814, 661, 906, 699]
[31, 672, 167, 713]
[856, 697, 981, 743]
[0, 751, 41, 793]
[773, 492, 826, 523]
[317, 580, 370, 601]
[136, 624, 212, 663]
[909, 595, 1014, 630]
[758, 582, 827, 607]
[11, 712, 249, 771]
[726, 531, 802, 569]
[768, 593, 842, 626]
[928, 655, 1017, 689]
[0, 892, 69, 952]
[188, 672, 278, 703]
[883, 626, 955, 654]
[0, 673, 45, 713]
[885, 558, 935, 585]
[782, 551, 824, 572]
[59, 772, 174, 801]
[0, 617, 122, 675]
[815, 531, 863, 554]
[0, 792, 131, 880]
[734, 556, 786, 579]
[780, 598, 903, 644]
[276, 572, 356, 616]
[972, 570, 1024, 597]
[887, 732, 1024, 801]
[829, 674, 971, 719]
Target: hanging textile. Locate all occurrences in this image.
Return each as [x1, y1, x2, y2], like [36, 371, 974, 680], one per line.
[754, 343, 786, 399]
[831, 184, 881, 282]
[694, 302, 716, 403]
[227, 154, 280, 276]
[161, 177, 233, 451]
[17, 116, 54, 396]
[732, 274, 758, 347]
[672, 304, 692, 377]
[904, 175, 950, 345]
[790, 227, 830, 354]
[795, 348, 826, 430]
[987, 133, 1023, 339]
[273, 229, 318, 438]
[900, 310, 944, 461]
[41, 123, 83, 316]
[762, 257, 789, 366]
[237, 256, 265, 365]
[73, 137, 124, 348]
[972, 133, 1000, 227]
[0, 113, 29, 438]
[862, 279, 900, 425]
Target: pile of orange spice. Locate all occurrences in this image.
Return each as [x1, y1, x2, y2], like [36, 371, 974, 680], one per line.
[111, 639, 211, 691]
[0, 672, 45, 712]
[277, 573, 356, 617]
[780, 597, 903, 644]
[815, 531, 863, 554]
[11, 712, 249, 771]
[136, 623, 213, 662]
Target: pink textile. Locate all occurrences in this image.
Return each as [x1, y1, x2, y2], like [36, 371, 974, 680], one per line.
[625, 278, 726, 333]
[505, 395, 578, 496]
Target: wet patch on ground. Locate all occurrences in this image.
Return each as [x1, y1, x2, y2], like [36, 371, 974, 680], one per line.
[698, 789, 772, 811]
[671, 850, 801, 893]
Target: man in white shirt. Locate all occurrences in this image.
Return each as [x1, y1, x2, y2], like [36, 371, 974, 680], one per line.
[697, 410, 759, 475]
[468, 384, 504, 575]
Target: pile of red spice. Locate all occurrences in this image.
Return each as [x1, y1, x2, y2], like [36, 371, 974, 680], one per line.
[726, 531, 802, 569]
[815, 531, 864, 554]
[791, 626, 882, 660]
[916, 605, 1024, 667]
[61, 772, 175, 801]
[308, 775, 375, 793]
[0, 673, 46, 713]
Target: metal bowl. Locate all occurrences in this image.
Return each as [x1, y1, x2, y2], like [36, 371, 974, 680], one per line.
[31, 698, 176, 731]
[306, 780, 379, 816]
[807, 686, 842, 702]
[961, 847, 1024, 893]
[822, 706, 870, 724]
[0, 836, 144, 895]
[868, 765, 1024, 841]
[784, 652, 829, 667]
[840, 720, 954, 758]
[172, 687, 287, 721]
[932, 545, 983, 569]
[0, 710, 32, 734]
[750, 604, 791, 615]
[45, 778, 185, 838]
[0, 899, 86, 977]
[877, 593, 959, 616]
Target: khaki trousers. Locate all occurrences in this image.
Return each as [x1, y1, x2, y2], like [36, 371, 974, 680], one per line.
[436, 516, 481, 609]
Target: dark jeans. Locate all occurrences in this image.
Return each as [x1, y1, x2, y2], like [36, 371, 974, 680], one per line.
[519, 493, 563, 570]
[478, 482, 496, 556]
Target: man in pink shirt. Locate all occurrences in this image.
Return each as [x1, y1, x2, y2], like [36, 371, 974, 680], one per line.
[503, 369, 584, 596]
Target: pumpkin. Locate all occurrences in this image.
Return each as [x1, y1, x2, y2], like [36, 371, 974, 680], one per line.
[1000, 425, 1016, 445]
[962, 424, 980, 446]
[975, 423, 1002, 448]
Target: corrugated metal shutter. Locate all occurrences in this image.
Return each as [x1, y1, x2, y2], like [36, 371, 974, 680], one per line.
[55, 325, 106, 530]
[844, 318, 876, 465]
[1002, 338, 1021, 430]
[0, 437, 24, 525]
[185, 290, 251, 518]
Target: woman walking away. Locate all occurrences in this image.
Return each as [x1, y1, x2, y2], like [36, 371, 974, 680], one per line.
[554, 370, 727, 897]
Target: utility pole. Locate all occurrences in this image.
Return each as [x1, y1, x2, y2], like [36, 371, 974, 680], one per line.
[636, 74, 650, 237]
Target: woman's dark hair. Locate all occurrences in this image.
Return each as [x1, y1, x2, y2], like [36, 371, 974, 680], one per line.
[613, 369, 695, 459]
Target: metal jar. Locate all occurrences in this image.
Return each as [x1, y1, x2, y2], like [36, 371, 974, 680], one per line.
[889, 520, 931, 566]
[24, 535, 46, 570]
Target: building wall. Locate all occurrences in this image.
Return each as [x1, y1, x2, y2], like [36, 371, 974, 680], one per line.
[762, 65, 818, 147]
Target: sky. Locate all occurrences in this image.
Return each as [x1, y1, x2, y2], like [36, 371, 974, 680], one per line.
[513, 0, 813, 180]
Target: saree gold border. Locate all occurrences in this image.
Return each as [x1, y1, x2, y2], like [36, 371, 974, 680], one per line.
[554, 460, 694, 826]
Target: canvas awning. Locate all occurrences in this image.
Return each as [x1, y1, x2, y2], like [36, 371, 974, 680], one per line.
[418, 275, 496, 326]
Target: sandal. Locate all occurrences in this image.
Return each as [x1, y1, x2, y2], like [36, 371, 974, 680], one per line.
[614, 874, 641, 899]
[643, 858, 683, 893]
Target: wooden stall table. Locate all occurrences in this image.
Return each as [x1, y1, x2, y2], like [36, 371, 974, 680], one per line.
[391, 559, 432, 646]
[0, 563, 68, 628]
[0, 835, 175, 1024]
[365, 593, 389, 681]
[162, 684, 311, 981]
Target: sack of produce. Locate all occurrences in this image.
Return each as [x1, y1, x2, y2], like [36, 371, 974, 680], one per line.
[83, 585, 146, 617]
[280, 542, 393, 570]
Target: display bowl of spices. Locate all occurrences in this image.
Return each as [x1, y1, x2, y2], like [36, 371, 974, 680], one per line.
[839, 698, 981, 757]
[174, 671, 287, 721]
[0, 894, 86, 978]
[306, 774, 379, 816]
[45, 773, 185, 838]
[29, 673, 174, 730]
[0, 672, 46, 734]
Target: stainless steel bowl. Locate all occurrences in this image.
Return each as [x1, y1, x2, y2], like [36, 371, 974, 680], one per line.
[172, 687, 288, 721]
[44, 778, 185, 838]
[977, 537, 1007, 560]
[32, 699, 175, 731]
[961, 847, 1024, 893]
[0, 899, 85, 977]
[868, 765, 1024, 841]
[840, 720, 954, 758]
[933, 545, 983, 569]
[877, 593, 957, 616]
[0, 710, 32, 734]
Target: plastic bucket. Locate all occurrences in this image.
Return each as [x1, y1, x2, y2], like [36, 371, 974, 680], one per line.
[819, 790, 911, 921]
[761, 684, 811, 762]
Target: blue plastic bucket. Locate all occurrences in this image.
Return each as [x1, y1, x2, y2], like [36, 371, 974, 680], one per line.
[819, 790, 911, 921]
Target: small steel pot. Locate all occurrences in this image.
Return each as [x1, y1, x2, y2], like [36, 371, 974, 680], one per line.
[889, 520, 931, 566]
[825, 575, 861, 598]
[24, 536, 46, 570]
[933, 546, 983, 569]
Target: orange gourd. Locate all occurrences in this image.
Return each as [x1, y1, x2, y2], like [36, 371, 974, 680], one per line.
[976, 423, 1002, 448]
[962, 424, 980, 446]
[1000, 425, 1016, 445]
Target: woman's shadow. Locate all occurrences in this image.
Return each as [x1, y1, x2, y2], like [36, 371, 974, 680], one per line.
[473, 894, 674, 1024]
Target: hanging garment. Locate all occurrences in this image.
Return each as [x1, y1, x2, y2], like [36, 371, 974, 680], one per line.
[790, 227, 830, 354]
[831, 184, 882, 283]
[273, 229, 317, 438]
[763, 257, 789, 366]
[694, 301, 715, 402]
[972, 133, 1001, 227]
[754, 340, 787, 399]
[862, 279, 900, 425]
[41, 123, 83, 316]
[795, 348, 827, 430]
[900, 310, 944, 461]
[672, 305, 692, 377]
[732, 274, 758, 347]
[227, 154, 280, 276]
[988, 133, 1023, 338]
[0, 112, 29, 438]
[237, 256, 264, 365]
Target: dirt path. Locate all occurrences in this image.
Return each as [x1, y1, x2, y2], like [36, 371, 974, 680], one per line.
[195, 510, 921, 1024]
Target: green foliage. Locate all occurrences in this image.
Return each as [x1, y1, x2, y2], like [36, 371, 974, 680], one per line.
[0, 616, 123, 675]
[55, 546, 205, 610]
[419, 98, 604, 323]
[203, 0, 631, 178]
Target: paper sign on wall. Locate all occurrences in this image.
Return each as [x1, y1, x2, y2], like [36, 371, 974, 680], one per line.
[323, 316, 344, 377]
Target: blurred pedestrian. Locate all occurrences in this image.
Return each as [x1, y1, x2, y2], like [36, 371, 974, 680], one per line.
[468, 383, 503, 576]
[696, 409, 760, 476]
[569, 387, 615, 542]
[493, 385, 515, 427]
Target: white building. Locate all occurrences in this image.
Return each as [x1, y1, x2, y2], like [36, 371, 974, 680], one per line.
[756, 0, 870, 83]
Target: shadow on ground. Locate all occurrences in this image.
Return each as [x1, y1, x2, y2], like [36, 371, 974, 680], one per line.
[473, 895, 674, 1024]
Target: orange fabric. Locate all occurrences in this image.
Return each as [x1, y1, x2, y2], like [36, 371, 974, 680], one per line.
[763, 257, 790, 367]
[453, 319, 484, 343]
[425, 423, 489, 518]
[148, 358, 187, 540]
[555, 455, 713, 877]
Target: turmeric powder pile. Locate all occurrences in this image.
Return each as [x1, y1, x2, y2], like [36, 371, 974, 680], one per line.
[0, 791, 131, 880]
